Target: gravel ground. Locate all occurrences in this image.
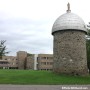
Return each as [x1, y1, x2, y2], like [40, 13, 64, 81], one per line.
[0, 85, 90, 90]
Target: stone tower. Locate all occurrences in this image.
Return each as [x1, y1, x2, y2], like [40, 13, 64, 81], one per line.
[52, 3, 88, 76]
[17, 51, 27, 69]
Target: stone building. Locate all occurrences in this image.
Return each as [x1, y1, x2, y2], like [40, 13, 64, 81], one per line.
[37, 54, 53, 71]
[0, 60, 9, 69]
[0, 51, 53, 70]
[26, 54, 34, 70]
[17, 51, 27, 69]
[1, 56, 18, 69]
[52, 3, 88, 75]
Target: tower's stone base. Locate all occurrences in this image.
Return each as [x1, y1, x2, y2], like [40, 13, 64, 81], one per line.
[53, 68, 89, 76]
[53, 30, 89, 76]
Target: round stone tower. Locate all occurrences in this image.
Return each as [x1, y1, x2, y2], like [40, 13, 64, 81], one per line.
[52, 3, 88, 76]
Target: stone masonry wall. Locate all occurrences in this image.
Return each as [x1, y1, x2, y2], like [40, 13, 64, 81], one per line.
[26, 55, 34, 70]
[37, 54, 53, 70]
[53, 30, 88, 76]
[17, 51, 27, 69]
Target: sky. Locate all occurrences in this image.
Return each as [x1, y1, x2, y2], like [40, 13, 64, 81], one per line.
[0, 0, 90, 56]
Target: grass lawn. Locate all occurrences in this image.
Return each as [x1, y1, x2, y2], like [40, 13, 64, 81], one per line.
[0, 70, 90, 85]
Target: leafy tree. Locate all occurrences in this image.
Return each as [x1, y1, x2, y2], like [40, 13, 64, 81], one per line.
[86, 39, 90, 71]
[0, 40, 9, 59]
[27, 53, 33, 56]
[86, 23, 90, 72]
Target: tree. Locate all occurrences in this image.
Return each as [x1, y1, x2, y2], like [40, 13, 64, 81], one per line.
[0, 40, 9, 59]
[86, 22, 90, 72]
[27, 53, 33, 56]
[86, 39, 90, 71]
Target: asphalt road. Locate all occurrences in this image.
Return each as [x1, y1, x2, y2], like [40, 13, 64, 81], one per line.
[0, 85, 90, 90]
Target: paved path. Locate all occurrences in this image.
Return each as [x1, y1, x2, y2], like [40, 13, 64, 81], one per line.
[0, 85, 90, 90]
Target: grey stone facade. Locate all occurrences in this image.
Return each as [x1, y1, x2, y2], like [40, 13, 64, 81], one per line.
[53, 30, 88, 75]
[26, 55, 34, 70]
[37, 54, 53, 70]
[0, 53, 53, 70]
[17, 51, 27, 69]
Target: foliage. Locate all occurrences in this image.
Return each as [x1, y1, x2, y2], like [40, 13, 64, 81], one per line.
[86, 23, 90, 71]
[86, 22, 90, 73]
[87, 25, 90, 36]
[0, 40, 9, 59]
[0, 70, 90, 85]
[27, 53, 33, 56]
[86, 39, 90, 71]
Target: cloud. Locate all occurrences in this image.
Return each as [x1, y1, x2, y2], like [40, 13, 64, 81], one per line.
[0, 17, 53, 55]
[0, 0, 89, 56]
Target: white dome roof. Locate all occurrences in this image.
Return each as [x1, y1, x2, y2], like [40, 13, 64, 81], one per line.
[52, 12, 87, 34]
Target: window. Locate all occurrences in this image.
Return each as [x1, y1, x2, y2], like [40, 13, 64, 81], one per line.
[47, 62, 53, 65]
[42, 57, 47, 59]
[47, 62, 49, 65]
[37, 57, 39, 60]
[41, 62, 46, 65]
[47, 57, 53, 59]
[50, 62, 53, 65]
[0, 62, 8, 64]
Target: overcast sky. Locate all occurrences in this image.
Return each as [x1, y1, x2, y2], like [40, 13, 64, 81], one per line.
[0, 0, 90, 56]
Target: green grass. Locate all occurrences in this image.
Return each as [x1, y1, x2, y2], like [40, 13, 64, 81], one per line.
[0, 70, 90, 85]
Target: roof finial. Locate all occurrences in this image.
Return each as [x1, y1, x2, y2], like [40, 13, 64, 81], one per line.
[67, 3, 71, 13]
